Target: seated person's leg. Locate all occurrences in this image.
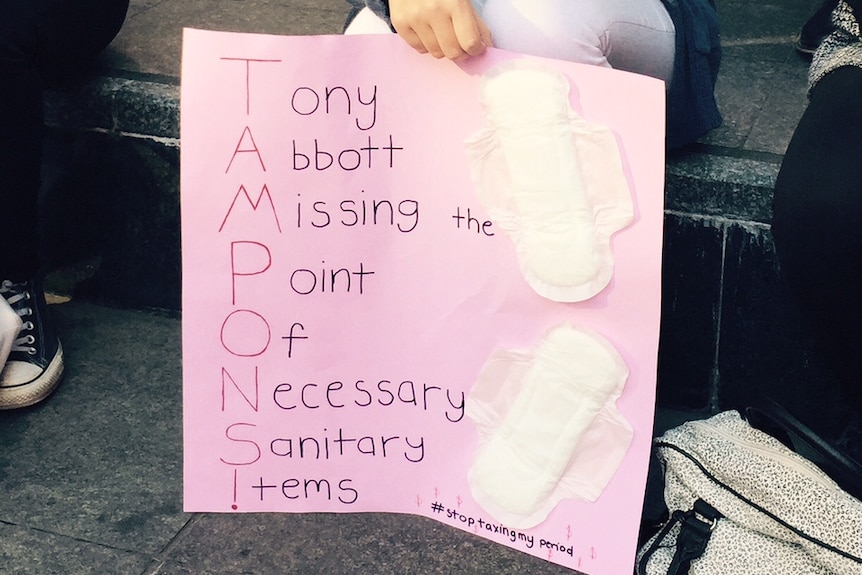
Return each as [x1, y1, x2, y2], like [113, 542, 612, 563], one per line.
[0, 0, 128, 409]
[479, 0, 675, 82]
[773, 65, 862, 414]
[0, 3, 44, 285]
[345, 0, 676, 83]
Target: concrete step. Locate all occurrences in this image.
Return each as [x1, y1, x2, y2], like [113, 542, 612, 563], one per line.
[38, 0, 840, 453]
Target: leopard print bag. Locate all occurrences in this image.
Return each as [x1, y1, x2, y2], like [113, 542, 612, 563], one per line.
[637, 411, 862, 574]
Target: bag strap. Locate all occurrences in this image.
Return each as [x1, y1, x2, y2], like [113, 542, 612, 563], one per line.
[666, 500, 722, 575]
[637, 499, 722, 575]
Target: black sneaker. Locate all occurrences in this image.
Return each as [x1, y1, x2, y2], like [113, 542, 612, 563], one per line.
[0, 278, 64, 409]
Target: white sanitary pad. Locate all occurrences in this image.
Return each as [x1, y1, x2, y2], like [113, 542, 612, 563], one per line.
[466, 323, 632, 528]
[466, 61, 633, 302]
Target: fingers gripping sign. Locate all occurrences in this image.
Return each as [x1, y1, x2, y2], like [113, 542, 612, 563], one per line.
[389, 0, 492, 60]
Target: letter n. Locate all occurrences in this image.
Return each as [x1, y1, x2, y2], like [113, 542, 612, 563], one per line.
[222, 366, 260, 412]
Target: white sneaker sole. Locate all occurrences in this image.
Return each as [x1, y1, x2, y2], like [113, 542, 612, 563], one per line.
[0, 342, 64, 410]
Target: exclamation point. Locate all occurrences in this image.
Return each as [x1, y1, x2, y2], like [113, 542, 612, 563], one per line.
[231, 469, 239, 510]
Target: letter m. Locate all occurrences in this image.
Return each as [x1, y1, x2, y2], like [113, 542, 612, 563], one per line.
[219, 184, 282, 233]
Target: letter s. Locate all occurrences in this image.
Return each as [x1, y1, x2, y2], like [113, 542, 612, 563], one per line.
[338, 479, 359, 505]
[219, 422, 261, 465]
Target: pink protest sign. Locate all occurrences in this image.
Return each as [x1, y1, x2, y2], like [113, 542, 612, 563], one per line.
[181, 28, 665, 574]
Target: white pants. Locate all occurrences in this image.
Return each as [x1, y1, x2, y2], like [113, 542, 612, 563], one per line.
[345, 0, 675, 83]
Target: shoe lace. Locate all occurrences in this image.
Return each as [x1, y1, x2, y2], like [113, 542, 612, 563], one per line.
[0, 280, 36, 355]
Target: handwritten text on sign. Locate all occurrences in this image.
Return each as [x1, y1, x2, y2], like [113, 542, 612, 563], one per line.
[181, 29, 665, 574]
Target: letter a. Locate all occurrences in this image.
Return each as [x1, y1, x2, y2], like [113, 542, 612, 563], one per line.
[225, 126, 267, 173]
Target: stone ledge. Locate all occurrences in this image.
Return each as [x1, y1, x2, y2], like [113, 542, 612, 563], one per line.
[41, 74, 783, 324]
[42, 73, 809, 422]
[665, 148, 781, 225]
[44, 74, 782, 228]
[45, 75, 179, 141]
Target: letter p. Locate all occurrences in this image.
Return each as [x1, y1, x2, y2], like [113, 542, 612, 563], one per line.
[231, 241, 272, 305]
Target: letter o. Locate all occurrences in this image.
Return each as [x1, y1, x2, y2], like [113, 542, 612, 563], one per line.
[292, 87, 320, 115]
[338, 149, 361, 171]
[290, 268, 317, 295]
[220, 309, 271, 357]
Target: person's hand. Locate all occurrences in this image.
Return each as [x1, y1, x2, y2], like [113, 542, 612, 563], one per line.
[389, 0, 493, 60]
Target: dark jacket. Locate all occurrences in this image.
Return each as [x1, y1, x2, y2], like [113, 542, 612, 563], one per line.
[662, 0, 722, 149]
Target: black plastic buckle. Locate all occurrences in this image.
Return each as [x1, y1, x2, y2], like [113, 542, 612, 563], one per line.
[665, 499, 722, 575]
